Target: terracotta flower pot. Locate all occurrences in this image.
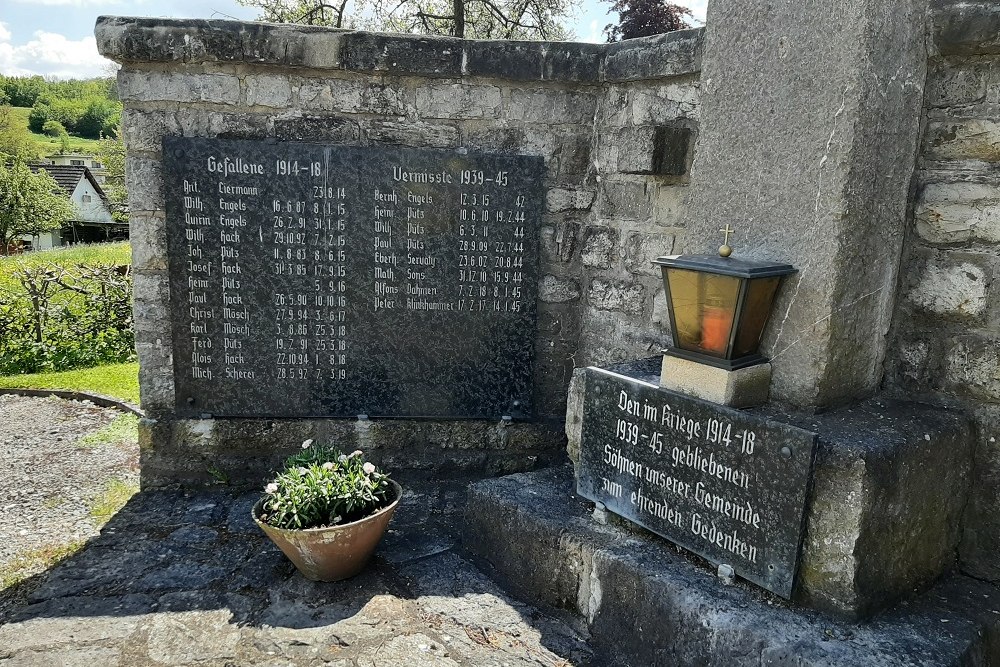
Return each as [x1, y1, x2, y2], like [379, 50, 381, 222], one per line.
[252, 480, 402, 582]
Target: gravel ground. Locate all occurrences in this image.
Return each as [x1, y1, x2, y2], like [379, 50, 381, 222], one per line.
[0, 394, 140, 572]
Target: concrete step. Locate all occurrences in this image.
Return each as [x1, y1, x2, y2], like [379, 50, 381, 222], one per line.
[463, 466, 1000, 667]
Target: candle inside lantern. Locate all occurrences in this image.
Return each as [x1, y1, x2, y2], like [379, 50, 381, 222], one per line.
[700, 306, 733, 355]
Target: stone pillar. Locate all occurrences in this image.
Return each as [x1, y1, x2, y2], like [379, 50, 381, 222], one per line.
[680, 0, 929, 409]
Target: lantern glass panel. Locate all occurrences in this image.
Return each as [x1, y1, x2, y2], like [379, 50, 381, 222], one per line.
[666, 268, 741, 358]
[733, 277, 781, 358]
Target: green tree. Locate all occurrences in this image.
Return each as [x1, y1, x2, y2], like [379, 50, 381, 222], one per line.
[0, 158, 75, 253]
[95, 131, 128, 223]
[42, 120, 68, 137]
[604, 0, 691, 41]
[0, 106, 37, 160]
[239, 0, 578, 39]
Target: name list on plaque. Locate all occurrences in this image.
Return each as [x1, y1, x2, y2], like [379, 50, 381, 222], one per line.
[577, 366, 817, 598]
[163, 137, 542, 419]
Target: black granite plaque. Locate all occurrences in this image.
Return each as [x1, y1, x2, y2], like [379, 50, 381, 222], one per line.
[577, 366, 817, 598]
[163, 137, 542, 419]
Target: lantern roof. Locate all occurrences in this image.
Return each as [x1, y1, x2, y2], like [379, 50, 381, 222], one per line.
[653, 254, 797, 279]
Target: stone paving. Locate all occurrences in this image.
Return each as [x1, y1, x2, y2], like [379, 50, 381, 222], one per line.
[0, 482, 592, 666]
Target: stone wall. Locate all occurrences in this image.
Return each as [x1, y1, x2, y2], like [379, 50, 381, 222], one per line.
[96, 17, 702, 486]
[885, 1, 1000, 581]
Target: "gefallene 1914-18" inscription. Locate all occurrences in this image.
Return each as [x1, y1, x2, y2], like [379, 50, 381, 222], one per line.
[163, 137, 542, 419]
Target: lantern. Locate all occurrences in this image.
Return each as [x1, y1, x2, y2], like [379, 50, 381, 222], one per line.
[654, 230, 796, 371]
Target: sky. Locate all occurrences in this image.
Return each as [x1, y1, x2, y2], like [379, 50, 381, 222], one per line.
[0, 0, 708, 80]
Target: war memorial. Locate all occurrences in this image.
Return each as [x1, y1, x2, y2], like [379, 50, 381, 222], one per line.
[6, 0, 1000, 664]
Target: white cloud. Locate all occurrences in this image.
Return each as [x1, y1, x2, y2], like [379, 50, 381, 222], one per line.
[0, 23, 113, 79]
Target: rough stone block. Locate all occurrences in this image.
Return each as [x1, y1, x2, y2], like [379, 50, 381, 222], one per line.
[916, 181, 1000, 243]
[367, 120, 459, 148]
[617, 125, 695, 176]
[415, 84, 501, 119]
[597, 181, 653, 221]
[297, 78, 412, 115]
[465, 466, 998, 666]
[129, 212, 167, 272]
[926, 59, 988, 106]
[653, 184, 687, 225]
[925, 119, 1000, 162]
[539, 219, 580, 263]
[539, 275, 580, 303]
[580, 226, 617, 268]
[118, 71, 240, 105]
[905, 256, 988, 320]
[341, 32, 462, 77]
[244, 74, 292, 107]
[546, 187, 596, 213]
[660, 356, 772, 408]
[273, 115, 361, 142]
[125, 156, 164, 213]
[932, 0, 1000, 56]
[944, 334, 1000, 401]
[603, 28, 704, 82]
[506, 88, 598, 125]
[557, 133, 593, 179]
[791, 399, 973, 617]
[588, 279, 644, 315]
[564, 368, 586, 467]
[651, 290, 671, 327]
[623, 231, 674, 275]
[629, 83, 699, 124]
[959, 404, 1000, 581]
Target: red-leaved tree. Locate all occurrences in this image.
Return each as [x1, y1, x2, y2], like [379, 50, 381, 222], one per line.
[605, 0, 692, 42]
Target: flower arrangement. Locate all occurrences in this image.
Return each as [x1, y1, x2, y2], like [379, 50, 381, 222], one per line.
[257, 440, 395, 531]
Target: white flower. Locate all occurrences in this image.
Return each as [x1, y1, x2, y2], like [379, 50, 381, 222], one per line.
[301, 439, 314, 449]
[363, 462, 376, 475]
[322, 461, 335, 471]
[350, 450, 363, 458]
[338, 454, 348, 463]
[265, 483, 278, 494]
[296, 467, 309, 476]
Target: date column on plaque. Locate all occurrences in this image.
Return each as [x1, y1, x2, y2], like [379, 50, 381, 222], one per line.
[456, 168, 527, 313]
[272, 157, 349, 384]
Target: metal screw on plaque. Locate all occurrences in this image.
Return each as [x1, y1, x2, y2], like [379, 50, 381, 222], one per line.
[357, 414, 369, 421]
[186, 397, 195, 405]
[717, 563, 735, 585]
[592, 501, 609, 525]
[780, 446, 793, 459]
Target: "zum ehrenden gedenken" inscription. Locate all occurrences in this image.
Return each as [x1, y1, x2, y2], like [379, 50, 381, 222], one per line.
[577, 367, 817, 598]
[163, 137, 542, 419]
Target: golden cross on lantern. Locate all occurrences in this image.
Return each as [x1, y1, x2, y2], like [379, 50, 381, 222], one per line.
[719, 224, 735, 258]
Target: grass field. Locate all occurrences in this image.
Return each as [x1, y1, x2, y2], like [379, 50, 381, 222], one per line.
[8, 107, 103, 156]
[0, 362, 140, 403]
[0, 241, 131, 290]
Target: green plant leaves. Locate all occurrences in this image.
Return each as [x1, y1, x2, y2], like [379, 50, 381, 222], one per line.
[260, 444, 393, 530]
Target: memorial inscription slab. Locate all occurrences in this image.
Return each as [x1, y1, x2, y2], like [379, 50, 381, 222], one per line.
[163, 137, 543, 419]
[577, 366, 817, 598]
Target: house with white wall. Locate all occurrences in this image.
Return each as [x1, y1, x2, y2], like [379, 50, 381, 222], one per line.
[21, 164, 127, 250]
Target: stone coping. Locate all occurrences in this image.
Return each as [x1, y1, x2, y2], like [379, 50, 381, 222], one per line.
[95, 16, 703, 83]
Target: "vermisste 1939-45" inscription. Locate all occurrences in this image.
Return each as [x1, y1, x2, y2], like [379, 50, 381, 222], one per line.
[163, 137, 543, 419]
